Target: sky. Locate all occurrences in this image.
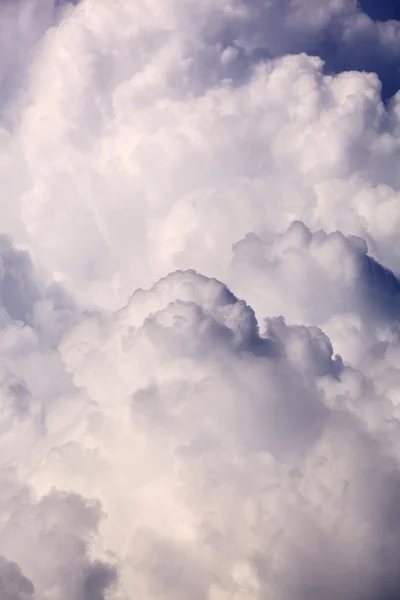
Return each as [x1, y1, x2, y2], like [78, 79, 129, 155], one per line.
[2, 0, 400, 598]
[359, 0, 400, 21]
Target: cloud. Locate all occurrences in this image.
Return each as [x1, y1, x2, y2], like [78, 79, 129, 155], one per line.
[0, 555, 34, 600]
[7, 46, 396, 308]
[39, 270, 400, 598]
[0, 471, 117, 600]
[230, 220, 400, 329]
[1, 0, 400, 599]
[0, 0, 397, 311]
[0, 234, 76, 341]
[0, 0, 78, 126]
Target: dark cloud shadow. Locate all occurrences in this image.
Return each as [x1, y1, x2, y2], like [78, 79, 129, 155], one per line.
[83, 561, 117, 600]
[359, 253, 400, 322]
[0, 556, 35, 600]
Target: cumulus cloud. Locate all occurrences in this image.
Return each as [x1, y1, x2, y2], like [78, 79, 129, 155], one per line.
[1, 0, 400, 598]
[1, 0, 399, 308]
[34, 270, 400, 598]
[0, 471, 117, 600]
[230, 220, 400, 329]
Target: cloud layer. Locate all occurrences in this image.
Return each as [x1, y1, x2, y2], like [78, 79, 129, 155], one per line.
[1, 0, 400, 598]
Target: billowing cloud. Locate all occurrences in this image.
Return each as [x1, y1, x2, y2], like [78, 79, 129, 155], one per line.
[26, 270, 400, 598]
[0, 470, 116, 600]
[1, 0, 400, 598]
[1, 0, 399, 309]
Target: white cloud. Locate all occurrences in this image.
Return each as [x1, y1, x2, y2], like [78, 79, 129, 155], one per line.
[1, 0, 400, 598]
[35, 270, 400, 598]
[1, 1, 397, 309]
